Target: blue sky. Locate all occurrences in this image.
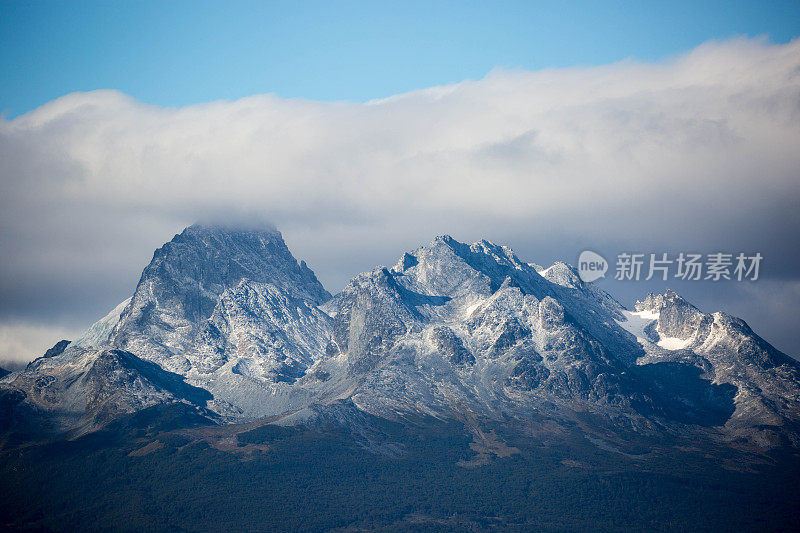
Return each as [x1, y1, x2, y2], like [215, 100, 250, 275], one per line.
[1, 0, 799, 117]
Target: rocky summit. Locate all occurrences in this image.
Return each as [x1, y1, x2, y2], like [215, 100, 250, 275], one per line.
[2, 224, 799, 449]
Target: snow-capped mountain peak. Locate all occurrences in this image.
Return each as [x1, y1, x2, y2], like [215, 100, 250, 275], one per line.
[2, 229, 799, 448]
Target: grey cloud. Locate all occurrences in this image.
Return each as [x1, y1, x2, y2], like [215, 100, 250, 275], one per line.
[1, 37, 799, 365]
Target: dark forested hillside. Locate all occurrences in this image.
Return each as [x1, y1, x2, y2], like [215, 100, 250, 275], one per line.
[1, 407, 798, 532]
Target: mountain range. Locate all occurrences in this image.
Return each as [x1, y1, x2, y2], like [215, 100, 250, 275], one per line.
[3, 223, 799, 452]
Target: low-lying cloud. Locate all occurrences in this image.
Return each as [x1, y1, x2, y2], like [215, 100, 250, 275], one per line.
[1, 37, 799, 365]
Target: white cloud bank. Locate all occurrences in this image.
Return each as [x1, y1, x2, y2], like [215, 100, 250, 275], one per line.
[1, 37, 799, 365]
[0, 323, 81, 370]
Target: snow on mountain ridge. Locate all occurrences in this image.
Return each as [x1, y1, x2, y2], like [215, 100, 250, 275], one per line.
[2, 227, 799, 448]
[111, 224, 330, 371]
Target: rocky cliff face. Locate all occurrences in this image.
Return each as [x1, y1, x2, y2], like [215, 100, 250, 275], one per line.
[2, 226, 799, 448]
[632, 290, 800, 446]
[322, 236, 638, 424]
[0, 224, 332, 427]
[112, 224, 329, 369]
[1, 345, 212, 436]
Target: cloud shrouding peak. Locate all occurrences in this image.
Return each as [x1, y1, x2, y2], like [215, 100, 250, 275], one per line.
[1, 37, 799, 365]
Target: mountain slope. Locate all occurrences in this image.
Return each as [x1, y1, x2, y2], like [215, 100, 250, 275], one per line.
[1, 345, 213, 436]
[112, 223, 330, 370]
[2, 227, 799, 450]
[624, 290, 800, 446]
[0, 224, 332, 428]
